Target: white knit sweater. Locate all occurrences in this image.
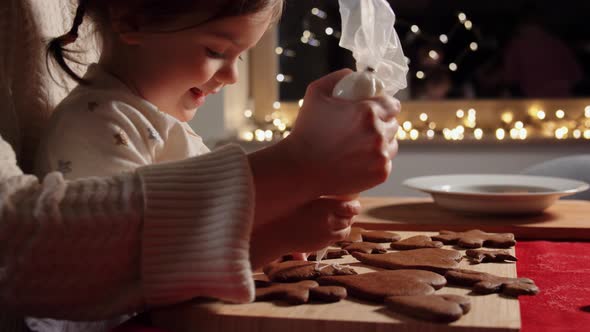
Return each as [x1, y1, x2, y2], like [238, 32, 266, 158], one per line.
[0, 1, 256, 331]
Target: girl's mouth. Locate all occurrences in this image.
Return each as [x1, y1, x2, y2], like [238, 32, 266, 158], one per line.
[189, 87, 206, 107]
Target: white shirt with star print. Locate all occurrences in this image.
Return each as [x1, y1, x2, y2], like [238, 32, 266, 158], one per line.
[35, 64, 211, 180]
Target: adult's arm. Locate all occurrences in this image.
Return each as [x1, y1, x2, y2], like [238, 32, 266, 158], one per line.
[1, 137, 255, 320]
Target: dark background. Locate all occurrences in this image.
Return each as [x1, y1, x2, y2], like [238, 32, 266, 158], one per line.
[277, 0, 590, 101]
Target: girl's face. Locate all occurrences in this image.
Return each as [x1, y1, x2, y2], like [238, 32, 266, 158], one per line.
[120, 10, 272, 122]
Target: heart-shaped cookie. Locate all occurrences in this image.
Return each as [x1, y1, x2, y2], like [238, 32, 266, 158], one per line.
[385, 294, 471, 323]
[361, 230, 401, 243]
[390, 235, 444, 250]
[342, 242, 388, 254]
[352, 248, 462, 274]
[317, 269, 446, 302]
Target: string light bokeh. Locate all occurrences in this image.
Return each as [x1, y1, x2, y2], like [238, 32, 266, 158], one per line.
[238, 5, 590, 143]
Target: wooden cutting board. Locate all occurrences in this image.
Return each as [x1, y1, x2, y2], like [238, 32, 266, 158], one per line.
[152, 231, 522, 332]
[355, 197, 590, 240]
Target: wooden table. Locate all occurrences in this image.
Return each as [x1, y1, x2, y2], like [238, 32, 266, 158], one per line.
[356, 196, 590, 240]
[151, 197, 590, 332]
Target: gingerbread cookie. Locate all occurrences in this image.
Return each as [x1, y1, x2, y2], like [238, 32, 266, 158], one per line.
[307, 249, 349, 261]
[336, 227, 364, 247]
[385, 294, 471, 323]
[342, 242, 387, 254]
[309, 286, 348, 302]
[361, 230, 401, 243]
[263, 260, 357, 282]
[466, 249, 517, 264]
[352, 248, 462, 274]
[317, 269, 446, 302]
[432, 229, 516, 248]
[255, 280, 347, 304]
[390, 235, 443, 250]
[445, 269, 539, 296]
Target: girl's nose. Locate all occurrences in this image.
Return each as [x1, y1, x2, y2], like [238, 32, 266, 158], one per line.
[216, 61, 239, 85]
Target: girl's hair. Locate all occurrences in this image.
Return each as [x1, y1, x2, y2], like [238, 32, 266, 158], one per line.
[48, 0, 284, 84]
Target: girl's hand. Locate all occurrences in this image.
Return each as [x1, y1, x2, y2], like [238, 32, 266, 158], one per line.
[249, 198, 360, 269]
[285, 69, 401, 197]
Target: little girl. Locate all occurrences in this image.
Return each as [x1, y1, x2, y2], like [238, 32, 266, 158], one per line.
[31, 1, 401, 331]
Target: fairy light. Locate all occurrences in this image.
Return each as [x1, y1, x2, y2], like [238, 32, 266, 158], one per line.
[273, 118, 282, 126]
[283, 131, 291, 138]
[585, 106, 590, 118]
[311, 7, 327, 19]
[411, 25, 420, 34]
[397, 130, 407, 140]
[241, 131, 254, 142]
[555, 127, 568, 139]
[429, 50, 439, 60]
[278, 123, 287, 131]
[325, 27, 334, 35]
[464, 20, 473, 30]
[555, 109, 565, 119]
[519, 128, 528, 140]
[255, 129, 265, 142]
[537, 110, 546, 120]
[458, 13, 467, 23]
[276, 74, 285, 82]
[275, 47, 283, 55]
[584, 130, 590, 139]
[410, 129, 419, 140]
[469, 42, 478, 51]
[416, 71, 425, 79]
[449, 63, 458, 71]
[428, 122, 437, 130]
[419, 113, 428, 121]
[474, 128, 483, 140]
[456, 109, 465, 118]
[265, 130, 273, 141]
[427, 129, 435, 139]
[273, 101, 281, 109]
[443, 128, 451, 140]
[501, 111, 514, 124]
[402, 121, 412, 131]
[244, 109, 253, 118]
[439, 34, 448, 44]
[573, 129, 582, 139]
[515, 121, 524, 129]
[496, 128, 505, 140]
[298, 99, 304, 107]
[300, 36, 309, 44]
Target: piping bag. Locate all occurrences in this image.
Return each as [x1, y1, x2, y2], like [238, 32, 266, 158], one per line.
[314, 0, 408, 267]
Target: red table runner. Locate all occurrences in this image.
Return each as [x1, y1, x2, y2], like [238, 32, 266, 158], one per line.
[516, 241, 590, 332]
[113, 241, 590, 332]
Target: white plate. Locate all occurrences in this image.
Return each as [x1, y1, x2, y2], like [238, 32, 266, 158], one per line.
[403, 174, 589, 215]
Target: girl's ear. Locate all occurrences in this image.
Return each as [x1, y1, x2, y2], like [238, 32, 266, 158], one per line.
[108, 5, 143, 45]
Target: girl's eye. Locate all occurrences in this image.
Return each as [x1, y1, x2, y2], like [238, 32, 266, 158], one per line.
[206, 48, 225, 59]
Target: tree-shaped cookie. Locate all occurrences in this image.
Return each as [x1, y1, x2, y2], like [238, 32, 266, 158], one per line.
[445, 269, 539, 296]
[351, 248, 462, 274]
[432, 229, 516, 248]
[263, 260, 357, 282]
[317, 269, 446, 302]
